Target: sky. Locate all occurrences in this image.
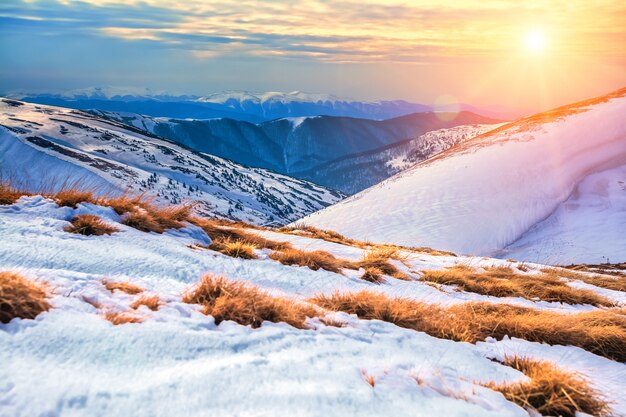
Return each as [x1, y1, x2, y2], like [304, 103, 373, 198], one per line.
[0, 0, 624, 113]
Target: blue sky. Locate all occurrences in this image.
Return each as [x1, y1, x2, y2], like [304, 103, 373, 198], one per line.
[1, 0, 624, 111]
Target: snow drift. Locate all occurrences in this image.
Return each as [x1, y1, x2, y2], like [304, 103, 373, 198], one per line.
[302, 88, 626, 263]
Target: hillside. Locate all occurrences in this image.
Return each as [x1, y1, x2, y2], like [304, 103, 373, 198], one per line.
[1, 188, 624, 417]
[98, 110, 501, 193]
[302, 87, 626, 264]
[0, 99, 341, 225]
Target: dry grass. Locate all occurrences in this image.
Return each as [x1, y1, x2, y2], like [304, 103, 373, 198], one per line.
[0, 271, 51, 323]
[269, 248, 351, 273]
[356, 248, 409, 280]
[279, 224, 456, 256]
[102, 279, 145, 295]
[130, 294, 161, 311]
[484, 356, 610, 417]
[544, 267, 626, 292]
[104, 310, 144, 325]
[420, 266, 613, 306]
[360, 267, 385, 284]
[182, 274, 317, 328]
[64, 214, 119, 236]
[209, 238, 259, 259]
[311, 291, 626, 361]
[54, 188, 96, 208]
[361, 370, 376, 387]
[192, 218, 291, 251]
[0, 183, 27, 205]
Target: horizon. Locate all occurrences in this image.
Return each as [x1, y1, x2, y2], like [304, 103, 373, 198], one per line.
[1, 1, 625, 115]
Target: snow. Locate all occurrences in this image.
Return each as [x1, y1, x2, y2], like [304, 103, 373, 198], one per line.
[302, 89, 626, 263]
[0, 195, 624, 416]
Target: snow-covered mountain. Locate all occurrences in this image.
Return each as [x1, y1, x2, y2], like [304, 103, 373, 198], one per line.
[8, 88, 520, 122]
[302, 87, 626, 264]
[0, 99, 342, 225]
[96, 110, 501, 194]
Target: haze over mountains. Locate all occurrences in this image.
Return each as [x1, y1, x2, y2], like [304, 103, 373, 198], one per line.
[303, 87, 626, 264]
[7, 87, 522, 122]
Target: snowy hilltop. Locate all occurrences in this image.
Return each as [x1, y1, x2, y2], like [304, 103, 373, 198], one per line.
[302, 87, 626, 264]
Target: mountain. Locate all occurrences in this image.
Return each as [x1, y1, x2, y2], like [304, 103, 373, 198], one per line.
[96, 110, 502, 194]
[0, 98, 342, 225]
[7, 88, 520, 122]
[301, 87, 626, 264]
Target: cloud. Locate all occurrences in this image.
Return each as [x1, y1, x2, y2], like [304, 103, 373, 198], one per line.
[2, 0, 625, 63]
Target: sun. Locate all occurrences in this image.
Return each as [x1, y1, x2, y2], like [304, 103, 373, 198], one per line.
[524, 30, 547, 53]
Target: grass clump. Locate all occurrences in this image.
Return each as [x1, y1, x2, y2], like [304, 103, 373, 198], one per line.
[360, 267, 385, 284]
[421, 265, 613, 306]
[0, 271, 51, 323]
[130, 295, 161, 311]
[311, 291, 626, 361]
[357, 248, 409, 280]
[104, 310, 143, 325]
[102, 279, 144, 295]
[545, 267, 626, 292]
[0, 183, 27, 205]
[269, 248, 350, 273]
[485, 356, 610, 417]
[64, 214, 119, 236]
[208, 238, 258, 259]
[182, 274, 316, 328]
[192, 218, 291, 251]
[54, 189, 96, 208]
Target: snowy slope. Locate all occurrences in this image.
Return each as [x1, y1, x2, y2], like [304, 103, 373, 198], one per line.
[1, 195, 624, 417]
[302, 88, 626, 263]
[0, 99, 342, 225]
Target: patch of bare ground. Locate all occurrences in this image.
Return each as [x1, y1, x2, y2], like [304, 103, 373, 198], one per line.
[102, 279, 145, 295]
[311, 291, 626, 361]
[64, 214, 119, 236]
[0, 271, 51, 323]
[545, 267, 626, 292]
[182, 274, 317, 328]
[420, 265, 614, 306]
[484, 356, 610, 417]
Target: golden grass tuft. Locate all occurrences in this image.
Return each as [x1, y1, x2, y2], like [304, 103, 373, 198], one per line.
[53, 189, 96, 208]
[361, 370, 376, 387]
[421, 265, 613, 306]
[102, 279, 144, 295]
[191, 218, 291, 251]
[64, 214, 119, 236]
[0, 183, 27, 205]
[208, 238, 258, 259]
[104, 310, 143, 325]
[485, 356, 610, 417]
[130, 294, 161, 311]
[311, 291, 626, 361]
[360, 267, 385, 284]
[0, 271, 51, 323]
[544, 267, 626, 292]
[269, 248, 351, 273]
[357, 248, 409, 280]
[182, 274, 316, 328]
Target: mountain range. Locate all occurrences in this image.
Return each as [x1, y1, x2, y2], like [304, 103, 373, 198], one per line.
[0, 99, 341, 225]
[7, 87, 522, 122]
[95, 110, 501, 194]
